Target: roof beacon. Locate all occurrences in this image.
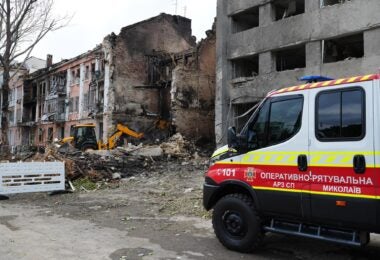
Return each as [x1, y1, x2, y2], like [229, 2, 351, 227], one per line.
[299, 75, 334, 83]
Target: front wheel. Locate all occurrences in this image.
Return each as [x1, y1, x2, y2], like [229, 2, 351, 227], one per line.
[212, 193, 263, 253]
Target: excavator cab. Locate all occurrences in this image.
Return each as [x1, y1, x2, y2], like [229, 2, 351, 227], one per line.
[71, 124, 98, 151]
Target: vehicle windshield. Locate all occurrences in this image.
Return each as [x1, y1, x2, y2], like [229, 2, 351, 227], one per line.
[240, 97, 267, 135]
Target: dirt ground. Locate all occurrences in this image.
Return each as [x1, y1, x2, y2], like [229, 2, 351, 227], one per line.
[1, 159, 380, 260]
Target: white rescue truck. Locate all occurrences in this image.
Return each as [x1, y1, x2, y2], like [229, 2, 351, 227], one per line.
[203, 74, 380, 252]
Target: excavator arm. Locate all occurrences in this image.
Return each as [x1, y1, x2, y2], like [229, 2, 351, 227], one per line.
[116, 124, 144, 139]
[102, 123, 143, 149]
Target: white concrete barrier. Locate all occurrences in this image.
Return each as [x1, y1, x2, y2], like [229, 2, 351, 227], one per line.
[0, 162, 65, 195]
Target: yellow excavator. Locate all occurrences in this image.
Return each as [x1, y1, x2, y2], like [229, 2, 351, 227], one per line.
[60, 123, 143, 151]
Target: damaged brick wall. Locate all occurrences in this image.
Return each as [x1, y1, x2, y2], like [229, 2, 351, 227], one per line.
[171, 28, 216, 141]
[103, 13, 195, 137]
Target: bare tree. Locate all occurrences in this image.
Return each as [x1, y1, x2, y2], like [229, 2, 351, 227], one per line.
[0, 0, 68, 146]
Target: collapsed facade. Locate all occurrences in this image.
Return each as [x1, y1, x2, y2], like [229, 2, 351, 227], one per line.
[1, 13, 216, 150]
[216, 0, 380, 144]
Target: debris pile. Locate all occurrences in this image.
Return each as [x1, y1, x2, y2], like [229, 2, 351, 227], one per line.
[17, 133, 213, 188]
[160, 133, 190, 157]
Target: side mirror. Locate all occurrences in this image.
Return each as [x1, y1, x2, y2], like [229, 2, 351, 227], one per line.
[227, 126, 238, 149]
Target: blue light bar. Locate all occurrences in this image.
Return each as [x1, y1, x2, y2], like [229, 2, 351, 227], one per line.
[299, 75, 335, 83]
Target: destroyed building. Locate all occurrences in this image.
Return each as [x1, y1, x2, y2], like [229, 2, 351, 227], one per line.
[21, 47, 104, 149]
[101, 13, 195, 140]
[216, 0, 380, 144]
[1, 13, 216, 150]
[1, 58, 46, 151]
[100, 13, 215, 142]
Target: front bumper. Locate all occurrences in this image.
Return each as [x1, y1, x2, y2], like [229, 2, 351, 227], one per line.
[203, 178, 219, 210]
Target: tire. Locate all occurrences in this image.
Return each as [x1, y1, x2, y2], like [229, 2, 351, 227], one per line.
[212, 193, 263, 253]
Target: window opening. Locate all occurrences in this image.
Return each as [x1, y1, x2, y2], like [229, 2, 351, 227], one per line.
[274, 45, 306, 71]
[231, 55, 259, 78]
[323, 33, 363, 63]
[273, 0, 305, 21]
[231, 6, 259, 33]
[321, 0, 350, 7]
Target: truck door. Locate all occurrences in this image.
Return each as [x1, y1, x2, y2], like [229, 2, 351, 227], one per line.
[308, 81, 377, 229]
[245, 92, 310, 218]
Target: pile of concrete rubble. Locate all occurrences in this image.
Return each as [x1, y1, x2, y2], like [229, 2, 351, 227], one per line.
[21, 133, 212, 186]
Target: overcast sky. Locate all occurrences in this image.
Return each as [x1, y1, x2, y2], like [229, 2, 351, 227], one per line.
[30, 0, 217, 62]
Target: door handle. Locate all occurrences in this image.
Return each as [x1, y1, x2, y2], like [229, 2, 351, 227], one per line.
[353, 155, 366, 174]
[298, 154, 308, 172]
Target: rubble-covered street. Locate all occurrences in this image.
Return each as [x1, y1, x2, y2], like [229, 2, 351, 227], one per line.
[1, 148, 380, 259]
[1, 168, 380, 260]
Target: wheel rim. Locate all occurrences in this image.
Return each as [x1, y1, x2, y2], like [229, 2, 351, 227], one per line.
[222, 211, 246, 237]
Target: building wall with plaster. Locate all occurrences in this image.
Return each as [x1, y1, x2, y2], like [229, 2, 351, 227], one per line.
[216, 0, 380, 145]
[171, 27, 216, 141]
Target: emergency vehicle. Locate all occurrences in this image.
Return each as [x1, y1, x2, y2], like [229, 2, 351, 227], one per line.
[203, 73, 380, 252]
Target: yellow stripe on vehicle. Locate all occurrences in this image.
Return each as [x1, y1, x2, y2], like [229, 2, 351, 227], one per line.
[298, 84, 307, 90]
[322, 80, 333, 86]
[340, 156, 352, 163]
[334, 79, 345, 85]
[310, 83, 319, 88]
[287, 155, 297, 163]
[361, 74, 372, 81]
[347, 76, 359, 83]
[325, 156, 336, 164]
[311, 155, 322, 164]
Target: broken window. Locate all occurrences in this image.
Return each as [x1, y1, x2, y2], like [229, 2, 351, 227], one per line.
[321, 0, 350, 7]
[231, 6, 259, 34]
[74, 97, 79, 112]
[69, 98, 74, 113]
[97, 85, 104, 110]
[273, 0, 305, 21]
[231, 55, 259, 78]
[16, 108, 22, 123]
[99, 122, 103, 140]
[57, 127, 64, 139]
[83, 93, 88, 111]
[47, 127, 53, 142]
[85, 65, 89, 80]
[71, 70, 76, 84]
[8, 89, 15, 104]
[30, 130, 35, 145]
[8, 109, 14, 124]
[323, 33, 364, 63]
[274, 45, 306, 71]
[38, 128, 43, 142]
[57, 100, 65, 121]
[91, 63, 96, 79]
[38, 82, 46, 97]
[75, 68, 80, 84]
[88, 87, 96, 108]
